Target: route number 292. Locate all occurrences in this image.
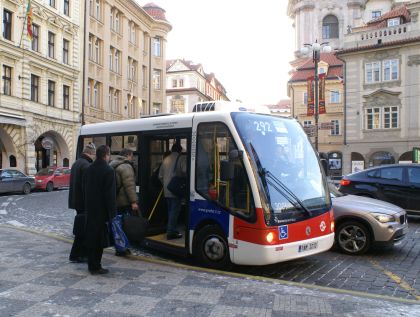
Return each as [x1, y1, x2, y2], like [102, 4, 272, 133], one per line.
[254, 121, 272, 134]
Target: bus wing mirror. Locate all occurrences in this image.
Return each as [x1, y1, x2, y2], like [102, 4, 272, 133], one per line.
[320, 159, 328, 175]
[229, 150, 243, 161]
[220, 160, 235, 181]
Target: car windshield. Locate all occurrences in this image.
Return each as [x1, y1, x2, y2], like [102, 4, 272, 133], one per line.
[232, 112, 331, 220]
[36, 168, 55, 176]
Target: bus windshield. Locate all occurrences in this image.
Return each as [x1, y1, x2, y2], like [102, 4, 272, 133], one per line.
[232, 112, 331, 223]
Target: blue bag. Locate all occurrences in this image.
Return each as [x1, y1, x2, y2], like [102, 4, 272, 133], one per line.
[111, 214, 130, 252]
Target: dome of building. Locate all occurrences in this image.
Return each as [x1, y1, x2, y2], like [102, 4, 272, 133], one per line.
[143, 2, 168, 21]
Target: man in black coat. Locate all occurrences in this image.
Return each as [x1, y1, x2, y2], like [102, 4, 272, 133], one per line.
[68, 142, 96, 263]
[84, 145, 116, 275]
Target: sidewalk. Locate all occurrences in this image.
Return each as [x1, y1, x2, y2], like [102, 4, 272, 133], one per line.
[0, 225, 419, 317]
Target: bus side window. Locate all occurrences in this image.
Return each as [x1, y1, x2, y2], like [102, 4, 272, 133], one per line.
[196, 123, 254, 217]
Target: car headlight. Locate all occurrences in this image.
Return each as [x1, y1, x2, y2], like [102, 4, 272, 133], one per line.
[372, 213, 395, 223]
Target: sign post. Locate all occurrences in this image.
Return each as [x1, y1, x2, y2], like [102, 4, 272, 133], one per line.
[413, 147, 420, 163]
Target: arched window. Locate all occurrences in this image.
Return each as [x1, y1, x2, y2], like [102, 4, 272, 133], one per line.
[63, 158, 69, 167]
[9, 155, 16, 167]
[369, 151, 395, 167]
[322, 15, 339, 39]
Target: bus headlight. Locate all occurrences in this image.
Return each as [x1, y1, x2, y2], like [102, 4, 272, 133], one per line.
[266, 232, 274, 243]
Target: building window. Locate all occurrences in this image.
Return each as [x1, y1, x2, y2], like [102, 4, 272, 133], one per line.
[172, 79, 177, 88]
[112, 90, 119, 113]
[153, 37, 161, 56]
[63, 85, 70, 110]
[330, 120, 340, 135]
[64, 0, 70, 16]
[94, 38, 100, 63]
[49, 0, 56, 8]
[372, 11, 381, 19]
[153, 69, 161, 90]
[3, 9, 12, 41]
[179, 79, 184, 87]
[366, 105, 403, 130]
[303, 92, 308, 105]
[48, 32, 55, 58]
[32, 24, 39, 51]
[114, 50, 120, 73]
[63, 39, 69, 64]
[330, 90, 340, 103]
[93, 82, 99, 108]
[31, 74, 39, 102]
[48, 80, 55, 107]
[130, 60, 137, 81]
[2, 65, 12, 96]
[383, 106, 398, 128]
[365, 61, 380, 83]
[322, 15, 338, 39]
[366, 108, 381, 129]
[109, 48, 113, 71]
[383, 59, 398, 81]
[303, 120, 312, 127]
[387, 18, 400, 27]
[142, 66, 147, 87]
[90, 0, 101, 20]
[152, 103, 161, 114]
[129, 22, 136, 44]
[114, 12, 119, 33]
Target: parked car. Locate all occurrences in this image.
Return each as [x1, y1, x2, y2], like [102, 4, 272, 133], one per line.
[35, 166, 71, 192]
[330, 185, 408, 255]
[0, 169, 35, 195]
[339, 164, 420, 215]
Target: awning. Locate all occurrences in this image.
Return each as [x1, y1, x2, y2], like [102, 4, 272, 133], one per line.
[0, 114, 26, 126]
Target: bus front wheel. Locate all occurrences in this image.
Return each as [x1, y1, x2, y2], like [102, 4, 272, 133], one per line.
[193, 225, 231, 270]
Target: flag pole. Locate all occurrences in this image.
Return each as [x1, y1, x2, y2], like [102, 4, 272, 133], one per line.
[18, 3, 27, 48]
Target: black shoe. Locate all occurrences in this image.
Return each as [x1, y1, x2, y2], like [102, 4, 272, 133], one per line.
[167, 232, 182, 240]
[115, 249, 131, 257]
[89, 268, 109, 275]
[69, 256, 87, 263]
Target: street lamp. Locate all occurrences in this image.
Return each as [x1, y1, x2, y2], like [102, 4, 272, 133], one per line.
[300, 41, 331, 152]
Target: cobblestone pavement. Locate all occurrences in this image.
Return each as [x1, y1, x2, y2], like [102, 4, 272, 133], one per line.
[0, 190, 419, 302]
[0, 225, 419, 317]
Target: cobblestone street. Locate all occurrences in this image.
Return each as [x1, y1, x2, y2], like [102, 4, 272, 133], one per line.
[0, 190, 419, 303]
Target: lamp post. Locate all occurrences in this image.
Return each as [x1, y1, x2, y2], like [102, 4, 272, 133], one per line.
[300, 41, 331, 152]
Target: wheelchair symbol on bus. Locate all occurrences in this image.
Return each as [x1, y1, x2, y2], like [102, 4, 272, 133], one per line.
[279, 225, 288, 240]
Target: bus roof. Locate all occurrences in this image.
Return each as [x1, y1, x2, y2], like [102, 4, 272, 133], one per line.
[79, 107, 280, 136]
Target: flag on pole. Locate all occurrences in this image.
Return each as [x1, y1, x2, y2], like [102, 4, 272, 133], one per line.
[26, 0, 33, 40]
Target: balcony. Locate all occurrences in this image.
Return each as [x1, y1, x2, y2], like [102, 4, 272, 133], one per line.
[344, 23, 420, 48]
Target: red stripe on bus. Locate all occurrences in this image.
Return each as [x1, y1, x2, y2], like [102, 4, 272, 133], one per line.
[233, 209, 333, 245]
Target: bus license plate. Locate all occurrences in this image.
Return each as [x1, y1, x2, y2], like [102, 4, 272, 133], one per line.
[298, 242, 318, 253]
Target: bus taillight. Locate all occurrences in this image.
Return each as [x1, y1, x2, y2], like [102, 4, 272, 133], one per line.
[266, 232, 274, 243]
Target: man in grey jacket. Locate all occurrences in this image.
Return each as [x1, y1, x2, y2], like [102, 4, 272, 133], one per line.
[159, 143, 187, 240]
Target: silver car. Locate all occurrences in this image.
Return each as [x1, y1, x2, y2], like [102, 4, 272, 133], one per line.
[0, 169, 35, 195]
[330, 185, 408, 255]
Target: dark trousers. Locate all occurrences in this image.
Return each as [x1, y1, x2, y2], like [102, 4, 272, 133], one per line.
[166, 197, 181, 234]
[88, 246, 104, 271]
[69, 209, 87, 259]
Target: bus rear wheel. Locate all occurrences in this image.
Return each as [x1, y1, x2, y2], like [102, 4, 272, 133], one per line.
[193, 225, 231, 270]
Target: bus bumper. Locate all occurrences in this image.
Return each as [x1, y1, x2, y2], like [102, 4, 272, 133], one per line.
[231, 233, 334, 266]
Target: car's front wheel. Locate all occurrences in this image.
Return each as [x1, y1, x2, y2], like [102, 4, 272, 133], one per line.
[22, 183, 31, 195]
[46, 182, 54, 192]
[336, 221, 371, 255]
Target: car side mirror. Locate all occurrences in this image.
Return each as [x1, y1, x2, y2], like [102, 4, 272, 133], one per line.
[220, 160, 235, 181]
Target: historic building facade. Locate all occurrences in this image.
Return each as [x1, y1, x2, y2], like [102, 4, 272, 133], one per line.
[165, 59, 229, 113]
[337, 1, 420, 174]
[0, 0, 83, 174]
[287, 0, 397, 60]
[83, 1, 171, 124]
[288, 53, 345, 176]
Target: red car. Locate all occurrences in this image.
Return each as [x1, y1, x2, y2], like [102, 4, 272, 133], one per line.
[35, 166, 71, 192]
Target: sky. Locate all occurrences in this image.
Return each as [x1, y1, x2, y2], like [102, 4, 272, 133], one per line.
[138, 1, 295, 106]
